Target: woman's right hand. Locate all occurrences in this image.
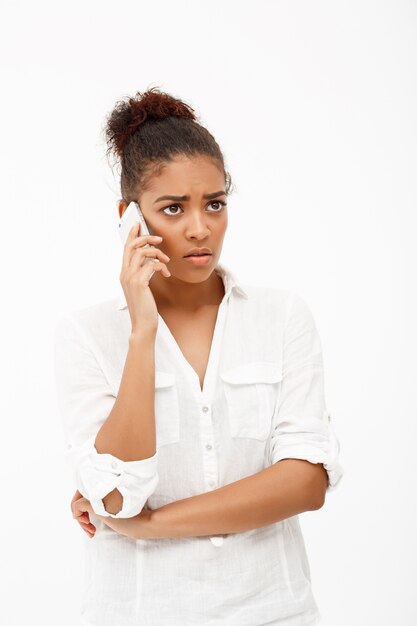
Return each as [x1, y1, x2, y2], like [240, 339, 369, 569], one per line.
[120, 222, 171, 334]
[71, 489, 96, 537]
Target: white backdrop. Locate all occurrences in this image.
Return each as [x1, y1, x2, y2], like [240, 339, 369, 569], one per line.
[1, 0, 416, 624]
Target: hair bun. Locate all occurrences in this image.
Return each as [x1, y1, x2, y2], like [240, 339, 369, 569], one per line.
[106, 86, 197, 158]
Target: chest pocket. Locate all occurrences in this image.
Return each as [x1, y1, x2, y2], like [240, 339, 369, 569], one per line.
[220, 361, 283, 441]
[111, 370, 180, 448]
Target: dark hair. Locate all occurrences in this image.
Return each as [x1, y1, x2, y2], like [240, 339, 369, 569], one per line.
[104, 85, 233, 202]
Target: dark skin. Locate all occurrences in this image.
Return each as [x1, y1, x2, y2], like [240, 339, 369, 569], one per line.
[126, 153, 228, 312]
[72, 153, 230, 536]
[71, 154, 329, 538]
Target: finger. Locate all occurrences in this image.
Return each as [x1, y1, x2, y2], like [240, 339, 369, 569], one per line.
[121, 221, 141, 270]
[79, 519, 96, 532]
[73, 504, 96, 527]
[73, 496, 94, 517]
[134, 260, 171, 282]
[71, 491, 88, 521]
[122, 221, 162, 269]
[80, 524, 96, 535]
[72, 501, 84, 517]
[130, 243, 170, 264]
[130, 247, 170, 275]
[79, 522, 96, 537]
[72, 500, 88, 515]
[124, 239, 163, 275]
[129, 234, 164, 250]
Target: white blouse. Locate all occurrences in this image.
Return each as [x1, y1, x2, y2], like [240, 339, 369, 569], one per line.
[53, 262, 344, 626]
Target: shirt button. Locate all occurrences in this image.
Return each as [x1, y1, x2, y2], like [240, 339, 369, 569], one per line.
[210, 536, 224, 547]
[111, 461, 118, 470]
[202, 406, 209, 412]
[205, 444, 212, 450]
[209, 480, 215, 487]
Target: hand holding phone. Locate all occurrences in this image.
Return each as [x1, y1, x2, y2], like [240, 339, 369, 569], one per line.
[118, 201, 171, 334]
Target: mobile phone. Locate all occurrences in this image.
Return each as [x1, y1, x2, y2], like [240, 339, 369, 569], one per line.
[118, 201, 158, 272]
[118, 201, 156, 244]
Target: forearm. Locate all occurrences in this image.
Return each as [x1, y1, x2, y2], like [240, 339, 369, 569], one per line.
[150, 459, 321, 539]
[95, 330, 156, 459]
[94, 330, 156, 514]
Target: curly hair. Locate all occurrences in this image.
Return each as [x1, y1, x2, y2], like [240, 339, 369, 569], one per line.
[104, 85, 233, 202]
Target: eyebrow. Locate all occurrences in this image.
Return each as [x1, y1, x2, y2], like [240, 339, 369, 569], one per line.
[153, 190, 227, 204]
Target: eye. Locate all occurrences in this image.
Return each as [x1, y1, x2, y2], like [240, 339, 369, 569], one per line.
[161, 204, 183, 216]
[160, 201, 227, 216]
[207, 200, 227, 212]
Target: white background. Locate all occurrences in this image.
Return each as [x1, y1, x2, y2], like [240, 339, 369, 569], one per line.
[1, 0, 416, 624]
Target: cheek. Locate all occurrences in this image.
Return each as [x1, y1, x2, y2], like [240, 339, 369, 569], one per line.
[215, 224, 227, 244]
[218, 213, 228, 232]
[159, 240, 180, 262]
[161, 240, 175, 256]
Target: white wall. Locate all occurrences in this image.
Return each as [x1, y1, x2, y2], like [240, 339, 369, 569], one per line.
[1, 0, 416, 624]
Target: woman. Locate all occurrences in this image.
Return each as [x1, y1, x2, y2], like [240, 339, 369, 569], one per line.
[54, 87, 344, 625]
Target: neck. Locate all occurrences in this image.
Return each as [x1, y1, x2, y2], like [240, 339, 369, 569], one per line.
[150, 268, 225, 312]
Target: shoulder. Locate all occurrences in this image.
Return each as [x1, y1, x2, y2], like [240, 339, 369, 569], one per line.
[239, 283, 299, 314]
[53, 295, 121, 348]
[240, 283, 318, 328]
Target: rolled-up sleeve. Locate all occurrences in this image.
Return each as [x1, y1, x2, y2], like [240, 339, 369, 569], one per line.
[53, 313, 159, 518]
[268, 292, 344, 492]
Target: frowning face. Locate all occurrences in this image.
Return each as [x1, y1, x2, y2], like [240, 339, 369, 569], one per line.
[119, 154, 228, 285]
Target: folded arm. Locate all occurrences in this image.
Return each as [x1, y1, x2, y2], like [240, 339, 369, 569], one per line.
[148, 458, 327, 538]
[91, 458, 328, 540]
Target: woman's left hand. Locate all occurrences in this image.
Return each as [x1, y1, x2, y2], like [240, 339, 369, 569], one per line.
[72, 494, 157, 540]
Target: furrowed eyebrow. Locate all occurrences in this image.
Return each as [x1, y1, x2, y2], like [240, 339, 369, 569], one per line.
[153, 190, 226, 204]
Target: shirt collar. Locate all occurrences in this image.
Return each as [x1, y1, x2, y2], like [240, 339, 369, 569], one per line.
[116, 261, 248, 310]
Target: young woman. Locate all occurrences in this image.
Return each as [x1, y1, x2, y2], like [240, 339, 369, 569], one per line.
[54, 87, 344, 625]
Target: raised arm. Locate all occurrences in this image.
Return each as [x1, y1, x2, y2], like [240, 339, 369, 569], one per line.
[54, 314, 159, 519]
[93, 328, 158, 514]
[54, 223, 171, 519]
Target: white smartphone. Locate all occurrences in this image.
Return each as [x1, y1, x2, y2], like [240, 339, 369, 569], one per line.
[118, 201, 158, 271]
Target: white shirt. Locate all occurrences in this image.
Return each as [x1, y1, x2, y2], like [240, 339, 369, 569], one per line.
[53, 261, 344, 626]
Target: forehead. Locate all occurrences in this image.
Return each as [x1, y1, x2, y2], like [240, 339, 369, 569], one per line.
[145, 154, 224, 192]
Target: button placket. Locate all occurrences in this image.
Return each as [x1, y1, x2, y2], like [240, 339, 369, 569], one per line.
[199, 402, 224, 546]
[201, 405, 216, 483]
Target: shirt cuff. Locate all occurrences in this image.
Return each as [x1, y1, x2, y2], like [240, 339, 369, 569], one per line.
[269, 412, 344, 492]
[67, 435, 160, 517]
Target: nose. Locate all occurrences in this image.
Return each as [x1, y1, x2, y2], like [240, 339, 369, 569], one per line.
[185, 215, 211, 239]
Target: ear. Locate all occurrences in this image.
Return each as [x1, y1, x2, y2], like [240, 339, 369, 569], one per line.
[118, 199, 128, 219]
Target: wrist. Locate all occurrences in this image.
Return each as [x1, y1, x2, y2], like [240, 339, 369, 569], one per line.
[148, 504, 174, 539]
[129, 328, 156, 344]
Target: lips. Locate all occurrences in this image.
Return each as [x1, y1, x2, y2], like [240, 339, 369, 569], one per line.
[183, 247, 213, 257]
[183, 254, 212, 265]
